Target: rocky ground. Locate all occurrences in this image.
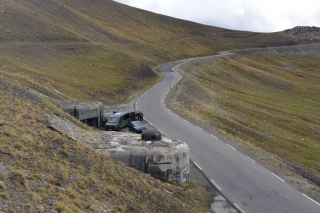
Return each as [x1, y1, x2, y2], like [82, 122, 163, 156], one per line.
[283, 26, 320, 43]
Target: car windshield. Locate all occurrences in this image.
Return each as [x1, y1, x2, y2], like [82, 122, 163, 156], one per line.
[108, 117, 119, 122]
[133, 122, 144, 127]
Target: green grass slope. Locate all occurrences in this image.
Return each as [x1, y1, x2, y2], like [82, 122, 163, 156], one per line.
[0, 0, 305, 104]
[168, 44, 320, 180]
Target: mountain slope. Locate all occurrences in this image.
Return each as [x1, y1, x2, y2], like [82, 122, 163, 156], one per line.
[0, 0, 306, 104]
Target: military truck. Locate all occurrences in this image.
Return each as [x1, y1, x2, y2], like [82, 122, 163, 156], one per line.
[105, 111, 131, 131]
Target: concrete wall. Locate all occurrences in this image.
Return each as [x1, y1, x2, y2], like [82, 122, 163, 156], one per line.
[60, 102, 103, 128]
[96, 133, 190, 185]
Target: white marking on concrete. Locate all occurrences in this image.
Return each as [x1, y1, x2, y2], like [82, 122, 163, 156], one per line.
[185, 120, 190, 124]
[272, 173, 285, 182]
[196, 126, 203, 131]
[302, 194, 320, 206]
[210, 180, 221, 191]
[210, 134, 218, 139]
[194, 162, 202, 170]
[227, 144, 237, 151]
[247, 156, 256, 163]
[234, 203, 245, 213]
[175, 114, 179, 118]
[149, 123, 153, 126]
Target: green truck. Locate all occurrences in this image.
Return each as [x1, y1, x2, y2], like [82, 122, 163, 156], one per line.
[104, 111, 131, 131]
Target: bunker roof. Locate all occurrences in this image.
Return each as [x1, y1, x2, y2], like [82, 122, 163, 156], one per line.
[60, 101, 103, 108]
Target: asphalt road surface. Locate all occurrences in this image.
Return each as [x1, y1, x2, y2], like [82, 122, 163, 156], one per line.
[136, 55, 320, 213]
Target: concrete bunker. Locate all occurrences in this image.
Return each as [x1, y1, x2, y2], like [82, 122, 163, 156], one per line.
[47, 113, 190, 185]
[96, 131, 190, 185]
[60, 102, 103, 128]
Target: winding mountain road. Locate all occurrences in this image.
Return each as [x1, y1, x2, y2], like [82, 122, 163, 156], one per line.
[136, 53, 320, 213]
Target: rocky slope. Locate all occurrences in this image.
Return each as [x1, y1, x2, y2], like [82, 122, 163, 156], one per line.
[283, 26, 320, 43]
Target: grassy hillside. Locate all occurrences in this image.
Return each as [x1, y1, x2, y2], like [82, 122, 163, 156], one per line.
[0, 71, 213, 213]
[168, 44, 320, 180]
[0, 0, 304, 104]
[0, 43, 157, 103]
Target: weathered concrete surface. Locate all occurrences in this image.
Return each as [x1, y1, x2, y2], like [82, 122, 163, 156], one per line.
[96, 131, 190, 184]
[59, 101, 103, 128]
[46, 114, 190, 184]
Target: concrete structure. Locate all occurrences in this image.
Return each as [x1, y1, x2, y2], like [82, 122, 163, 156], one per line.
[46, 113, 190, 185]
[95, 131, 190, 184]
[60, 102, 103, 128]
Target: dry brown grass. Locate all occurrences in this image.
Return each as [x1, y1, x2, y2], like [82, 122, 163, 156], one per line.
[0, 181, 6, 190]
[3, 127, 18, 138]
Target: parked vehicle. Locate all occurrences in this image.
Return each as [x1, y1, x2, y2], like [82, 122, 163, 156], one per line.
[105, 111, 130, 131]
[128, 121, 148, 133]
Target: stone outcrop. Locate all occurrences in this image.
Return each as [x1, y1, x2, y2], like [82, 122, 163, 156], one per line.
[283, 26, 320, 43]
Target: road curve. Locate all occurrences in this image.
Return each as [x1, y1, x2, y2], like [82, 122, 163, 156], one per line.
[136, 53, 320, 213]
